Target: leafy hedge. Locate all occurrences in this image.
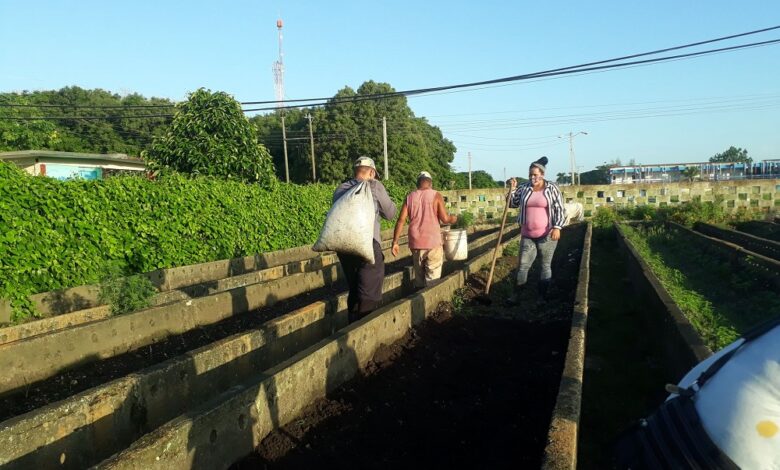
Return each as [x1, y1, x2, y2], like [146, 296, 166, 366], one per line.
[0, 163, 408, 321]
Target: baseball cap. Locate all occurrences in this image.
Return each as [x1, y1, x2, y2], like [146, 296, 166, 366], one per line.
[417, 171, 432, 180]
[354, 156, 381, 177]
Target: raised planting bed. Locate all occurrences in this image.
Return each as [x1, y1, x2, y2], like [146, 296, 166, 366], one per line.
[90, 233, 521, 470]
[0, 226, 516, 470]
[733, 219, 780, 242]
[232, 223, 590, 470]
[618, 222, 779, 353]
[695, 221, 780, 261]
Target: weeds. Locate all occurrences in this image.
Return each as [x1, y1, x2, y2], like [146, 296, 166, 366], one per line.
[98, 262, 157, 316]
[502, 240, 520, 257]
[621, 223, 779, 350]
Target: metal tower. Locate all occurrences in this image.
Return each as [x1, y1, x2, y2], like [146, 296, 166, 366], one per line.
[272, 19, 284, 108]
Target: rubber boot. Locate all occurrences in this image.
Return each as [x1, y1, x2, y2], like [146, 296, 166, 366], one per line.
[538, 279, 551, 302]
[505, 284, 525, 306]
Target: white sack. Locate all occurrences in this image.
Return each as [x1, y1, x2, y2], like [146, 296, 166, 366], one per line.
[563, 202, 584, 226]
[313, 181, 376, 264]
[672, 325, 780, 469]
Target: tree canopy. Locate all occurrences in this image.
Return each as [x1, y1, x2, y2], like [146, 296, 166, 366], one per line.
[710, 146, 750, 164]
[0, 86, 172, 154]
[143, 89, 276, 185]
[251, 81, 457, 188]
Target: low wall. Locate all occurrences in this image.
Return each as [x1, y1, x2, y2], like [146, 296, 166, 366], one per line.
[441, 179, 780, 218]
[542, 223, 592, 470]
[694, 222, 780, 262]
[615, 223, 712, 379]
[94, 235, 518, 470]
[0, 265, 343, 397]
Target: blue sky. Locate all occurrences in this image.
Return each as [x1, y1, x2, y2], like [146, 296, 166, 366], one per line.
[1, 0, 779, 180]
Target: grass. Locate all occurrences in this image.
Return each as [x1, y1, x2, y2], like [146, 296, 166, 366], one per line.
[620, 223, 779, 350]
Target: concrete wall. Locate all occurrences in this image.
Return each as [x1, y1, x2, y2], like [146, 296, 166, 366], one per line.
[542, 223, 592, 470]
[94, 234, 519, 470]
[441, 179, 780, 218]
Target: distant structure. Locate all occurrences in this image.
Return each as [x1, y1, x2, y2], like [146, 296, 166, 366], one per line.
[608, 159, 780, 184]
[272, 19, 285, 109]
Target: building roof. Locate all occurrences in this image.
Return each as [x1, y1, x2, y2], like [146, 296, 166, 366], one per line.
[0, 150, 146, 170]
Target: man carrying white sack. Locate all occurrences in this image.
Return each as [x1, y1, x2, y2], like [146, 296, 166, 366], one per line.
[333, 157, 397, 323]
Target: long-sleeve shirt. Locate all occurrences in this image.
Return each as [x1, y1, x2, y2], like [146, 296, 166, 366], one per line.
[333, 178, 397, 243]
[508, 181, 567, 231]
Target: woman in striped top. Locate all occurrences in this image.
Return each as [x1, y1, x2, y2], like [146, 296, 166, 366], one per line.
[506, 156, 566, 304]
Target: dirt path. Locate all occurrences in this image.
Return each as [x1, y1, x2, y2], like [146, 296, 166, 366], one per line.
[233, 224, 586, 469]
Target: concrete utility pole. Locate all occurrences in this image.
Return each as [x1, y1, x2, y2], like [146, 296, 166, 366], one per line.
[281, 115, 289, 183]
[468, 152, 472, 190]
[306, 114, 316, 182]
[560, 131, 588, 185]
[382, 116, 389, 181]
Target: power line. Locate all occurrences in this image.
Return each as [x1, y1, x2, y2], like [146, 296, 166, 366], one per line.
[1, 28, 779, 120]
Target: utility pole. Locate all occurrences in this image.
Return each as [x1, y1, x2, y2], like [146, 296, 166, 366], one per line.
[503, 167, 506, 188]
[560, 131, 588, 186]
[468, 152, 472, 190]
[281, 115, 289, 183]
[382, 116, 389, 181]
[306, 113, 315, 182]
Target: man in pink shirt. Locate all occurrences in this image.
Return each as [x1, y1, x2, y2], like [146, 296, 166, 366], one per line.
[392, 171, 458, 287]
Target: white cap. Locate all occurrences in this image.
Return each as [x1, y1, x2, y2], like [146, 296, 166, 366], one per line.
[417, 171, 432, 180]
[354, 156, 380, 177]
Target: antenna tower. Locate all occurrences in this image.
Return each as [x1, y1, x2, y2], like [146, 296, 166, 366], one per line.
[272, 19, 284, 109]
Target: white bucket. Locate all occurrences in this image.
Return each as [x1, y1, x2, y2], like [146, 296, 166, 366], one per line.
[442, 228, 468, 261]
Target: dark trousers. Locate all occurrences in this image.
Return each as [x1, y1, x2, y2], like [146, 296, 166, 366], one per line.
[337, 240, 385, 322]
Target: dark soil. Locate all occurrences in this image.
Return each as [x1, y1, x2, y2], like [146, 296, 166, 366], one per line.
[232, 224, 586, 470]
[0, 227, 503, 422]
[0, 282, 346, 421]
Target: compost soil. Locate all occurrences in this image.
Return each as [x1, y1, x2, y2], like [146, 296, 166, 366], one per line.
[233, 224, 585, 470]
[0, 228, 502, 421]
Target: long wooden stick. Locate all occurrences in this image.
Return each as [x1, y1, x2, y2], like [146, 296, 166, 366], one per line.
[484, 192, 512, 294]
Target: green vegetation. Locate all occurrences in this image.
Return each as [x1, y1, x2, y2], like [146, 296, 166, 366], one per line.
[0, 162, 409, 322]
[590, 196, 760, 228]
[143, 89, 276, 185]
[0, 83, 490, 189]
[502, 240, 520, 257]
[710, 146, 751, 164]
[453, 211, 475, 229]
[251, 81, 459, 188]
[620, 223, 779, 350]
[98, 262, 157, 315]
[0, 86, 172, 155]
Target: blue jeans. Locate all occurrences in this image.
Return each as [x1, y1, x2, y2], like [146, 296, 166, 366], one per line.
[516, 234, 558, 286]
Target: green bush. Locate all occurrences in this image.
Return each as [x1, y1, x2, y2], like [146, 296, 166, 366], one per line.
[0, 163, 407, 321]
[592, 206, 622, 228]
[98, 262, 157, 315]
[502, 240, 520, 257]
[454, 211, 475, 229]
[143, 88, 276, 185]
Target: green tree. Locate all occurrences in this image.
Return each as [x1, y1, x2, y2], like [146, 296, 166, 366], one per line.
[452, 170, 500, 189]
[710, 146, 751, 164]
[0, 86, 172, 155]
[143, 89, 276, 185]
[556, 172, 572, 184]
[251, 81, 457, 187]
[680, 167, 700, 182]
